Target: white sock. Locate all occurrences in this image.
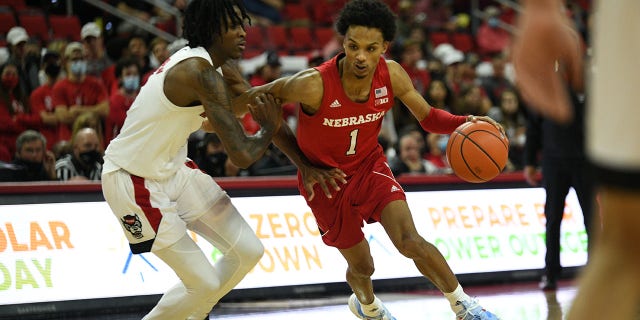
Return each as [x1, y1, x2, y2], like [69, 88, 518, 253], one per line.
[361, 296, 384, 316]
[443, 284, 471, 313]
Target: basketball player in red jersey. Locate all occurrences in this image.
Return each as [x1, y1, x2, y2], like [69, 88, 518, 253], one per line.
[231, 1, 502, 319]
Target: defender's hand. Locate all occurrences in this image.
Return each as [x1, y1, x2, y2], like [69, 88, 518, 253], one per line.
[248, 93, 282, 132]
[300, 165, 347, 201]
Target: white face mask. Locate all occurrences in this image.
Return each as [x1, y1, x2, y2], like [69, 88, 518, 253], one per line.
[122, 75, 140, 91]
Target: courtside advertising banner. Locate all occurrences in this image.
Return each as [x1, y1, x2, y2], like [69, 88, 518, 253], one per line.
[0, 188, 587, 305]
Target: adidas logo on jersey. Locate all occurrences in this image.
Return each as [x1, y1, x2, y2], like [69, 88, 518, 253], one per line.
[390, 185, 401, 192]
[329, 99, 342, 108]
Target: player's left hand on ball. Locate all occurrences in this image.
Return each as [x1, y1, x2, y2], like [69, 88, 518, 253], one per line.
[469, 115, 506, 136]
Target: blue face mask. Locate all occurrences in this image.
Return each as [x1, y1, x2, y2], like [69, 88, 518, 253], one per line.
[488, 17, 499, 28]
[122, 75, 140, 91]
[438, 136, 449, 153]
[70, 60, 87, 75]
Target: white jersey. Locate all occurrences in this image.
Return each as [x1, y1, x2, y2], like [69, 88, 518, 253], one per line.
[103, 46, 211, 179]
[589, 0, 640, 169]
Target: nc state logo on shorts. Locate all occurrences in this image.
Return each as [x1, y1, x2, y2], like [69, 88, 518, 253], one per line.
[121, 214, 144, 239]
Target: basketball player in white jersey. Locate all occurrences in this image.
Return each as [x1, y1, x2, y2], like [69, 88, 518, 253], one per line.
[513, 1, 640, 319]
[102, 1, 283, 319]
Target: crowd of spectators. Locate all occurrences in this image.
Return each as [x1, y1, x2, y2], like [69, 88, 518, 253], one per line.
[0, 0, 592, 182]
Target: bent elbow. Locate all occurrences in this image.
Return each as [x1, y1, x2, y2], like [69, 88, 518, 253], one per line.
[228, 153, 253, 169]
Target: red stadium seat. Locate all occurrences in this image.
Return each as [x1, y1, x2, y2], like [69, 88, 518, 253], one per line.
[451, 32, 475, 53]
[49, 15, 81, 41]
[0, 8, 17, 35]
[245, 25, 265, 51]
[283, 3, 310, 26]
[0, 0, 26, 11]
[314, 27, 335, 50]
[18, 11, 49, 42]
[429, 31, 451, 47]
[265, 25, 288, 53]
[289, 27, 313, 53]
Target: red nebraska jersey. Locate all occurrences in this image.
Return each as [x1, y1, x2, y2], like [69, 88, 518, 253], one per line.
[297, 53, 394, 176]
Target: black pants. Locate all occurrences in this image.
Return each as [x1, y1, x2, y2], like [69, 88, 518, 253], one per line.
[542, 157, 595, 279]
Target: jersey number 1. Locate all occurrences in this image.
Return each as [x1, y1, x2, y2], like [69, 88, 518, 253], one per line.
[346, 129, 359, 155]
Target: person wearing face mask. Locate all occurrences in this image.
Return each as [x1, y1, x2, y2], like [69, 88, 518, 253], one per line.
[55, 127, 103, 181]
[194, 133, 240, 177]
[31, 51, 64, 151]
[0, 130, 57, 182]
[52, 42, 109, 144]
[0, 61, 33, 162]
[475, 6, 511, 57]
[424, 132, 452, 172]
[106, 57, 140, 144]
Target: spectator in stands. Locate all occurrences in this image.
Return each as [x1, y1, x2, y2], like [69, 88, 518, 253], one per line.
[454, 83, 492, 116]
[389, 130, 440, 176]
[476, 6, 511, 57]
[52, 140, 72, 161]
[107, 58, 140, 143]
[424, 79, 454, 111]
[112, 1, 157, 36]
[81, 22, 114, 85]
[52, 42, 109, 143]
[6, 27, 40, 95]
[0, 130, 56, 182]
[194, 133, 240, 177]
[488, 88, 527, 171]
[414, 0, 454, 32]
[0, 61, 32, 161]
[480, 53, 515, 106]
[149, 37, 170, 69]
[424, 132, 451, 172]
[30, 51, 63, 151]
[72, 111, 105, 150]
[128, 36, 152, 76]
[143, 37, 170, 84]
[55, 127, 103, 181]
[399, 40, 430, 97]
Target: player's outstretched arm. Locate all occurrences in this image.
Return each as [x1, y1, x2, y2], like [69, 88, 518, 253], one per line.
[185, 59, 281, 168]
[388, 61, 503, 134]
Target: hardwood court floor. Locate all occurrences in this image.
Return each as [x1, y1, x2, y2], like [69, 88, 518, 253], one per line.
[212, 280, 576, 320]
[30, 280, 577, 319]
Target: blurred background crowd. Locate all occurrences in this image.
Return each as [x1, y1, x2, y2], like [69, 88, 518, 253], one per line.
[0, 0, 592, 182]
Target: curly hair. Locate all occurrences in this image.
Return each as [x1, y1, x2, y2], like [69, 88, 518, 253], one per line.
[182, 0, 250, 49]
[335, 0, 397, 42]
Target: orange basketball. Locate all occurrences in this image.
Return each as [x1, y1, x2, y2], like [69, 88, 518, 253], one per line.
[446, 121, 509, 183]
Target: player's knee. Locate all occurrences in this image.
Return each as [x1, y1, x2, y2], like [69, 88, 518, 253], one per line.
[194, 274, 221, 296]
[396, 236, 424, 259]
[235, 235, 265, 266]
[349, 260, 375, 278]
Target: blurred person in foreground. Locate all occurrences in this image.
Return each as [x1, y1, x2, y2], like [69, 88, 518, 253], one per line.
[513, 0, 639, 319]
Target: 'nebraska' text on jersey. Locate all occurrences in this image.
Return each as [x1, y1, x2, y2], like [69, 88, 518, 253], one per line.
[297, 53, 394, 176]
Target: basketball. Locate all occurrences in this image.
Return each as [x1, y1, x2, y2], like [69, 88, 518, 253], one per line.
[446, 121, 509, 183]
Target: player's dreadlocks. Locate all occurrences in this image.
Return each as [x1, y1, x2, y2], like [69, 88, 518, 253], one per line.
[336, 0, 397, 42]
[182, 0, 251, 49]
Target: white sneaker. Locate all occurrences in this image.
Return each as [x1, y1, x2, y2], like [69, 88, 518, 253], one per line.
[455, 298, 500, 320]
[348, 294, 397, 320]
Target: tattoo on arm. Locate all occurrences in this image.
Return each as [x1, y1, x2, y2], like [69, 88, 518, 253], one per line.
[197, 67, 275, 168]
